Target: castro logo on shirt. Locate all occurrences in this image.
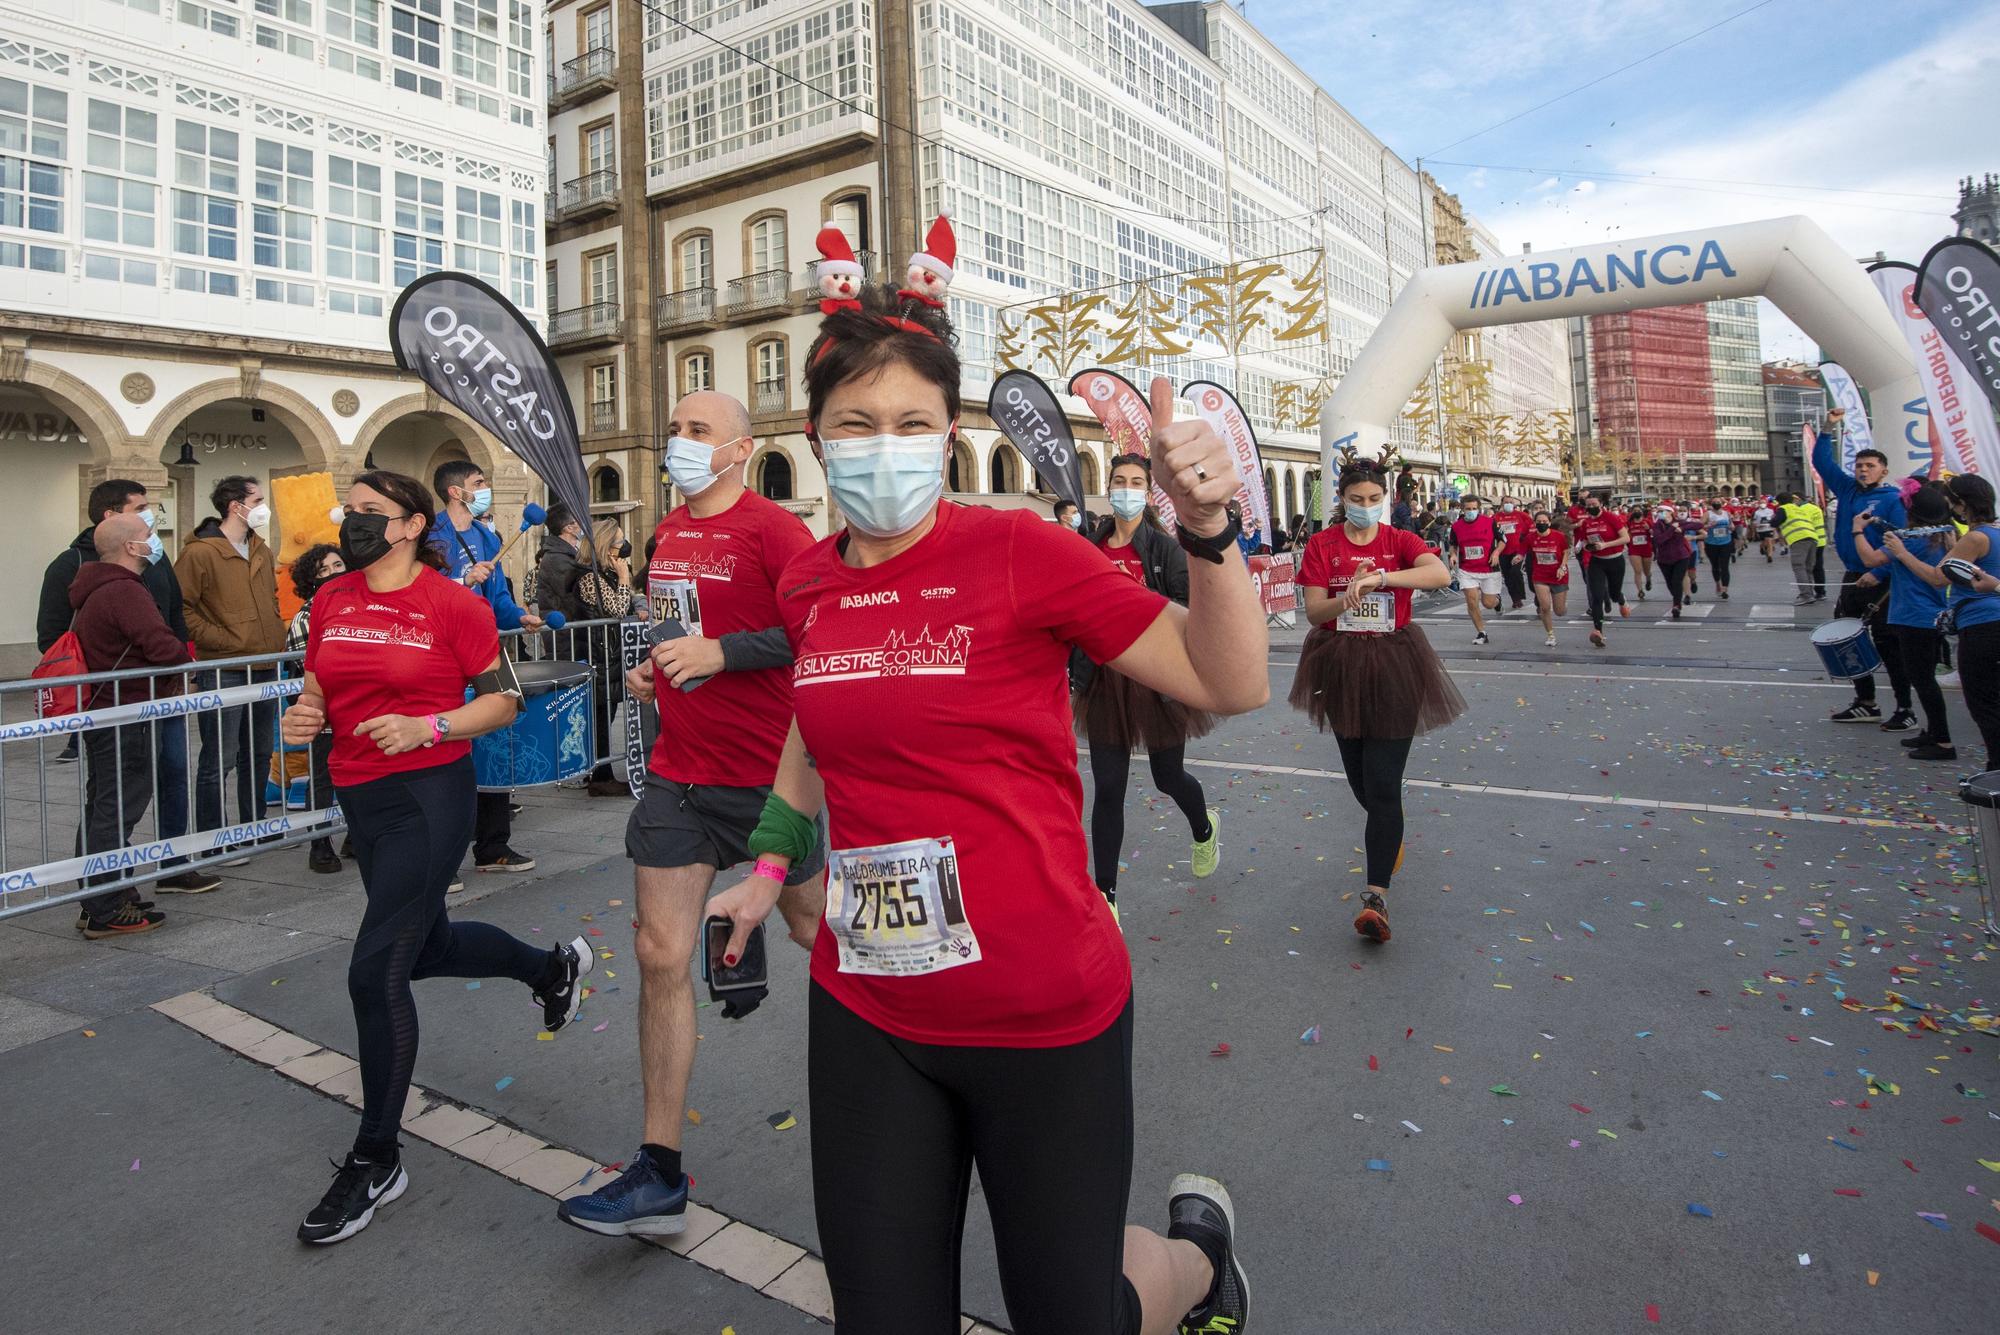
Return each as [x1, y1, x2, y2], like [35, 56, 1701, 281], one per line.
[794, 624, 971, 686]
[921, 586, 957, 600]
[840, 591, 900, 608]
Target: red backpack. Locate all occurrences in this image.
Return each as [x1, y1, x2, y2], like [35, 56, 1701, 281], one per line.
[31, 629, 89, 718]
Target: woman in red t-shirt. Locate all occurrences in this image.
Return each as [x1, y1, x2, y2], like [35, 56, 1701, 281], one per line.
[705, 278, 1262, 1334]
[1625, 503, 1654, 598]
[1076, 452, 1220, 913]
[1524, 507, 1572, 646]
[281, 470, 591, 1247]
[1289, 450, 1464, 942]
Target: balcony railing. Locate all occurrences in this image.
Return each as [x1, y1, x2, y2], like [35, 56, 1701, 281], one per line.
[587, 399, 618, 432]
[552, 46, 616, 104]
[656, 286, 717, 330]
[558, 169, 618, 218]
[752, 380, 788, 416]
[548, 301, 621, 346]
[725, 269, 792, 315]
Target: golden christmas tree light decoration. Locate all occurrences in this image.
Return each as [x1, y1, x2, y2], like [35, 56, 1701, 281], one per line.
[1272, 250, 1327, 344]
[1102, 279, 1192, 366]
[1025, 290, 1108, 377]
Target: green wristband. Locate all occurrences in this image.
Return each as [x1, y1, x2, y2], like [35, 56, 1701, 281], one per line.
[748, 791, 817, 864]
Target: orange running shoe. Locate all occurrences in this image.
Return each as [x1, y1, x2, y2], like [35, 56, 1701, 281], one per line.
[1354, 890, 1391, 943]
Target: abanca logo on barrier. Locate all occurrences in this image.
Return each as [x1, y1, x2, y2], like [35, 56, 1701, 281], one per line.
[1469, 240, 1738, 310]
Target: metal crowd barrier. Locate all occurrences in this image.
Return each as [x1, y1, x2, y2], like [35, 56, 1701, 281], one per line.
[0, 618, 636, 922]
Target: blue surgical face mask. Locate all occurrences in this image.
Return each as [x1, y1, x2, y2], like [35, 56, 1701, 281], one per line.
[666, 435, 742, 497]
[1345, 500, 1386, 527]
[1108, 488, 1149, 521]
[144, 534, 164, 565]
[467, 486, 493, 517]
[139, 507, 158, 531]
[822, 428, 951, 538]
[1462, 508, 1479, 522]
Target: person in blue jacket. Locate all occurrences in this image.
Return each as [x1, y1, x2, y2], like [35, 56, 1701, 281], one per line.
[429, 460, 542, 874]
[1853, 484, 1955, 762]
[1811, 407, 1912, 729]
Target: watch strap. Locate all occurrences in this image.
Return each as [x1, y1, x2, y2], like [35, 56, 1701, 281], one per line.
[1175, 503, 1243, 565]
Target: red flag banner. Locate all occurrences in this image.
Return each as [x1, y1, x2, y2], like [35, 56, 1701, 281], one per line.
[1070, 367, 1178, 533]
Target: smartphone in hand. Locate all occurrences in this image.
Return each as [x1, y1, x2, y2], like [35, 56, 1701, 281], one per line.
[703, 914, 768, 1005]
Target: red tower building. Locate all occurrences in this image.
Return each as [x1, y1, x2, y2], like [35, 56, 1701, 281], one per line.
[1588, 305, 1716, 488]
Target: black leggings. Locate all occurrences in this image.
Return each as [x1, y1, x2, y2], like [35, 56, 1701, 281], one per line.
[1335, 733, 1414, 888]
[340, 756, 555, 1159]
[1087, 739, 1210, 894]
[1959, 621, 2000, 765]
[1895, 626, 1951, 744]
[1586, 554, 1627, 630]
[1705, 545, 1733, 588]
[809, 983, 1141, 1335]
[1660, 556, 1695, 608]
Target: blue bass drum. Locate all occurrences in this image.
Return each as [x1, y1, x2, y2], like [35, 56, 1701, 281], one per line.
[473, 660, 594, 792]
[1810, 618, 1882, 680]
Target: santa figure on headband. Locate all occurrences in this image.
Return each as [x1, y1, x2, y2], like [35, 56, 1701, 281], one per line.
[898, 210, 955, 309]
[815, 220, 865, 315]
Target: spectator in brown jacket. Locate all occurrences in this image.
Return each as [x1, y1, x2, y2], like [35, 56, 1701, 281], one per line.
[73, 513, 194, 938]
[175, 475, 284, 845]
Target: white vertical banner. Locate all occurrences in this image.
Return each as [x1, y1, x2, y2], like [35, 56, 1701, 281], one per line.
[1818, 362, 1874, 474]
[1868, 262, 2000, 477]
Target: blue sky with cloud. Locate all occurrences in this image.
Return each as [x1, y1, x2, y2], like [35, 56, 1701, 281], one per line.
[1239, 0, 1994, 358]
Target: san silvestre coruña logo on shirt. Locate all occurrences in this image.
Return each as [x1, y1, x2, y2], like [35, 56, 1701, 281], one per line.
[650, 551, 738, 583]
[793, 623, 973, 687]
[320, 620, 437, 651]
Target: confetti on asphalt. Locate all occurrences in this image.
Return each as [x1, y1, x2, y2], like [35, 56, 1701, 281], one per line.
[1686, 1203, 1713, 1219]
[1644, 1304, 1661, 1323]
[768, 1111, 797, 1131]
[1366, 1159, 1392, 1172]
[1300, 1025, 1321, 1044]
[494, 1076, 513, 1092]
[129, 1159, 140, 1171]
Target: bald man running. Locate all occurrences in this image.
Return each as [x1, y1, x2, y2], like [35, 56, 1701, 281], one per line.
[559, 390, 827, 1237]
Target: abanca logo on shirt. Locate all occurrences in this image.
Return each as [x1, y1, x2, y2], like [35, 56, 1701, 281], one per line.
[794, 624, 972, 686]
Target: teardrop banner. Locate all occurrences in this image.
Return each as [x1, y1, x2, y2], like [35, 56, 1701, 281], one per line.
[987, 370, 1083, 511]
[1868, 259, 1998, 478]
[1183, 380, 1273, 545]
[1914, 235, 2000, 417]
[1069, 367, 1178, 533]
[388, 272, 592, 534]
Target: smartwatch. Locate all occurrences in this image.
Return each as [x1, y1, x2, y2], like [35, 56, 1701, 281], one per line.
[1175, 503, 1244, 565]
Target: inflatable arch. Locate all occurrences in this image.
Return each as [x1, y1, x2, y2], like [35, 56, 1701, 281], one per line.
[1319, 215, 1929, 509]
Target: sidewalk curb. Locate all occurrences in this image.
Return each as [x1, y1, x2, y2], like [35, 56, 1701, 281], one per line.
[149, 990, 1007, 1335]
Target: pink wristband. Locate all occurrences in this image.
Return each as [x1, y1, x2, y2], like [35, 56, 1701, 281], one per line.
[751, 857, 788, 884]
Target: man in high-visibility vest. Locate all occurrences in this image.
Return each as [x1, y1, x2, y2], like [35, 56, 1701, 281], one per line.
[1777, 492, 1826, 605]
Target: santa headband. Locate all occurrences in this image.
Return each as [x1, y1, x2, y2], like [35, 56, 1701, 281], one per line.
[811, 211, 957, 359]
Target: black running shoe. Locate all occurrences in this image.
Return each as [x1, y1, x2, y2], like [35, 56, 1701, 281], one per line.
[536, 935, 594, 1032]
[1170, 1174, 1249, 1334]
[1900, 733, 1933, 749]
[298, 1152, 407, 1244]
[1909, 743, 1959, 762]
[1829, 702, 1881, 724]
[1878, 710, 1917, 733]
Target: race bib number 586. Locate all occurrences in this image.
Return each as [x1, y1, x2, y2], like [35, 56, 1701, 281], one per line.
[827, 835, 981, 977]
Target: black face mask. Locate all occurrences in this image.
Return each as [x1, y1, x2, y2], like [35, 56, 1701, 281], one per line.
[617, 539, 633, 560]
[1534, 520, 1551, 531]
[339, 512, 400, 570]
[1586, 505, 1602, 515]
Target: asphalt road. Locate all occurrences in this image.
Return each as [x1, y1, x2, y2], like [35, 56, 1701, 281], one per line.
[3, 555, 1995, 1335]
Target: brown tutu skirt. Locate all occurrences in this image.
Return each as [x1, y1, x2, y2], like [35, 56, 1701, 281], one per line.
[1074, 667, 1218, 750]
[1287, 623, 1467, 738]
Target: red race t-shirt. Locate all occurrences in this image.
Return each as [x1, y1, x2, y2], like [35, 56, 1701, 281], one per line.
[1492, 508, 1531, 553]
[1096, 536, 1147, 584]
[305, 567, 498, 785]
[1297, 523, 1435, 630]
[1525, 528, 1572, 584]
[1627, 518, 1653, 554]
[1577, 510, 1629, 558]
[646, 490, 815, 788]
[780, 503, 1165, 1048]
[1450, 515, 1502, 572]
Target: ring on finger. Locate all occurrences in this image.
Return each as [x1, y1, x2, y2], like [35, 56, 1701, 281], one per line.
[1193, 464, 1209, 481]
